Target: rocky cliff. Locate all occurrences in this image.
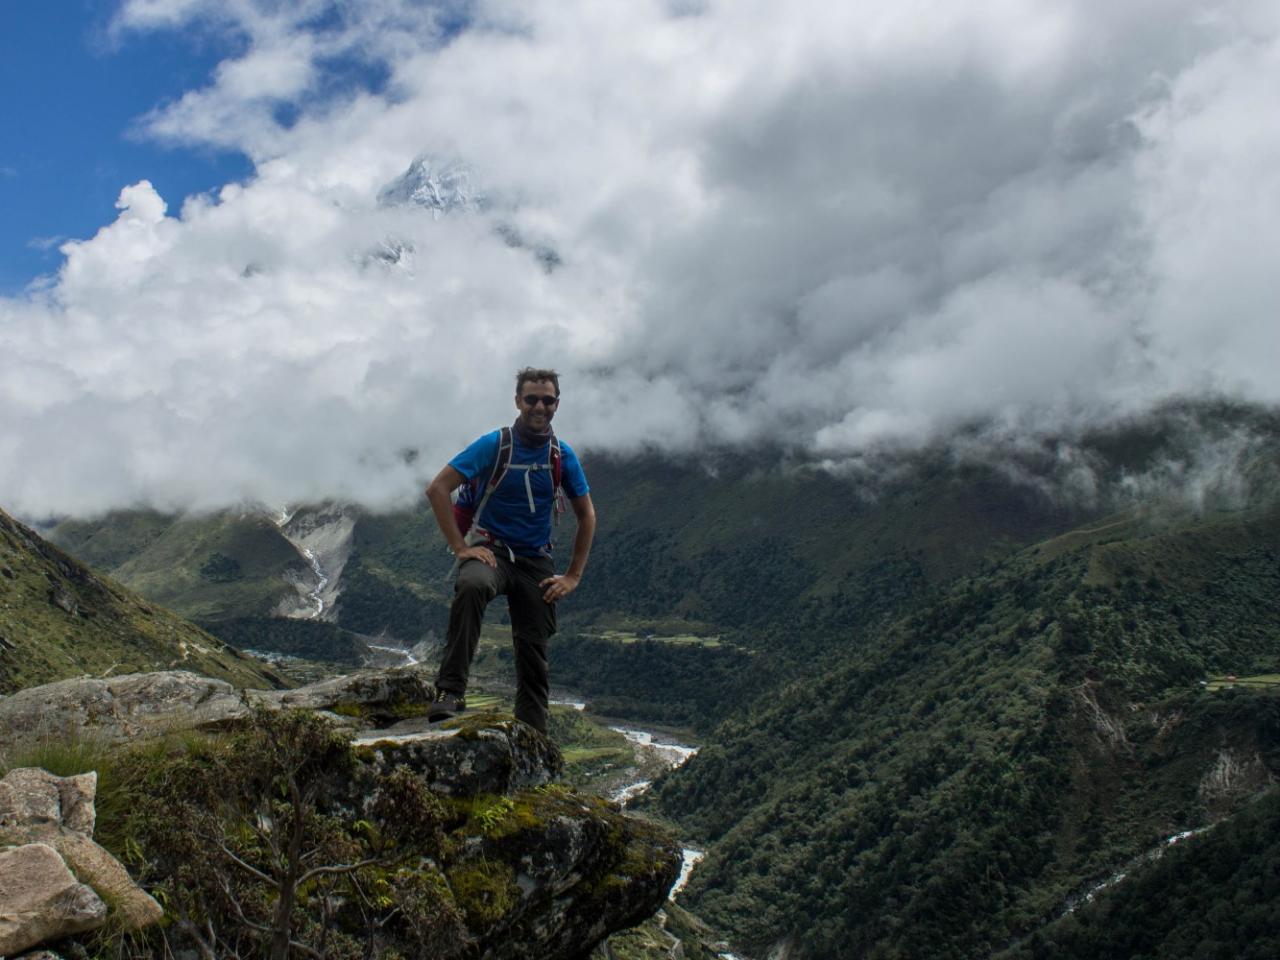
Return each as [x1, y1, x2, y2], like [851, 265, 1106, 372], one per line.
[0, 668, 681, 959]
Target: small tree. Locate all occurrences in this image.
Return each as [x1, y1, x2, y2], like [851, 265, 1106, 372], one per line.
[134, 709, 446, 959]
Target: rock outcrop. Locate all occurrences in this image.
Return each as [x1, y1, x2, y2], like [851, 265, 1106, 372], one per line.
[0, 671, 681, 959]
[346, 716, 680, 959]
[0, 665, 435, 748]
[355, 714, 564, 796]
[444, 785, 678, 959]
[0, 768, 96, 835]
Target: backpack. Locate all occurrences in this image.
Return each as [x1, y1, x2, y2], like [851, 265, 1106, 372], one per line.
[453, 426, 565, 545]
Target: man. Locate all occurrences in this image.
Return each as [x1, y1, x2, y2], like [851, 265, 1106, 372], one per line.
[424, 368, 596, 734]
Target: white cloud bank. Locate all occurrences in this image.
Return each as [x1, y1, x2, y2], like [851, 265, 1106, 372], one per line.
[3, 0, 1279, 515]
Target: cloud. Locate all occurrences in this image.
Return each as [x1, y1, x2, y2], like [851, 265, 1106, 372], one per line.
[3, 0, 1280, 516]
[27, 236, 67, 251]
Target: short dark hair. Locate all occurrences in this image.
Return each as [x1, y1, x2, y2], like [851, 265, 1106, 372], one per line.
[515, 367, 560, 396]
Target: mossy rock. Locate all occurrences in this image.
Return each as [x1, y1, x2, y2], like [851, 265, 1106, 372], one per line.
[439, 782, 681, 953]
[356, 717, 563, 798]
[446, 861, 520, 929]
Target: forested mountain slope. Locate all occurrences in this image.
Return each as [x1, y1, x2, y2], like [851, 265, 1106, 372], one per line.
[999, 787, 1280, 960]
[25, 402, 1280, 956]
[43, 445, 1097, 678]
[644, 504, 1280, 958]
[42, 403, 1278, 726]
[0, 507, 284, 693]
[569, 449, 1088, 631]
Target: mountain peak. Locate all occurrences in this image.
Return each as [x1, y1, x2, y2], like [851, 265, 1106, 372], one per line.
[377, 155, 484, 216]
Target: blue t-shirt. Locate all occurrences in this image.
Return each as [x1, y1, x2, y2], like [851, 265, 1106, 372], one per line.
[449, 430, 589, 555]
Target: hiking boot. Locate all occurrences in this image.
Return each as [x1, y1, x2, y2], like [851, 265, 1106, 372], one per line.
[428, 688, 466, 722]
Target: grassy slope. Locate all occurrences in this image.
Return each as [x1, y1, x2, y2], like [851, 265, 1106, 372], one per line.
[49, 503, 461, 655]
[51, 509, 313, 625]
[51, 510, 386, 662]
[0, 507, 285, 693]
[643, 505, 1280, 959]
[50, 509, 174, 570]
[110, 511, 310, 623]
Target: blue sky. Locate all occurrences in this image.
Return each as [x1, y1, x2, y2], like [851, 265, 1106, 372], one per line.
[0, 1, 251, 293]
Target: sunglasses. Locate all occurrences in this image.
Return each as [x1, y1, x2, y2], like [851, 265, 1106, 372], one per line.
[521, 393, 560, 408]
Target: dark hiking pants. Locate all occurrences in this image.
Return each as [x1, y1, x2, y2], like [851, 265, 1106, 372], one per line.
[435, 552, 557, 733]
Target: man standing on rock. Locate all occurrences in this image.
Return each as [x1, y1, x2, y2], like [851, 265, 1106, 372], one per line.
[424, 368, 595, 734]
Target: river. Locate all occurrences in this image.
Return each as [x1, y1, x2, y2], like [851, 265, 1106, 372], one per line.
[1061, 825, 1213, 916]
[299, 546, 328, 618]
[579, 721, 745, 958]
[366, 642, 420, 665]
[597, 722, 704, 901]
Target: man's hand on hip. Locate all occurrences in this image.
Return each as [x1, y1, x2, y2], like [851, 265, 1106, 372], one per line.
[540, 573, 580, 604]
[457, 545, 497, 567]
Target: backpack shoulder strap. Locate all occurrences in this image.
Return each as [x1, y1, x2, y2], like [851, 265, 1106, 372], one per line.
[466, 427, 512, 536]
[447, 428, 516, 573]
[549, 433, 562, 490]
[486, 426, 514, 492]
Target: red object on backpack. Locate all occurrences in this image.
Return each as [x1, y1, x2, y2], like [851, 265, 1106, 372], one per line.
[454, 502, 478, 536]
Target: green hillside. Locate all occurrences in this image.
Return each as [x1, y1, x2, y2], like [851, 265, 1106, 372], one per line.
[0, 507, 285, 693]
[643, 504, 1280, 958]
[50, 508, 389, 662]
[53, 508, 312, 624]
[49, 503, 458, 650]
[111, 511, 311, 622]
[50, 508, 174, 570]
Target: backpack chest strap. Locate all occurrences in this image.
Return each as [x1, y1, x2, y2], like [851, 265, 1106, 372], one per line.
[504, 462, 554, 513]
